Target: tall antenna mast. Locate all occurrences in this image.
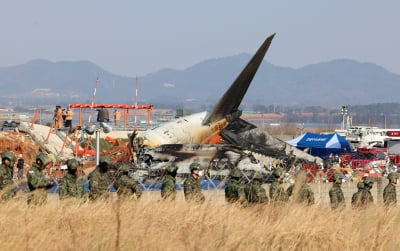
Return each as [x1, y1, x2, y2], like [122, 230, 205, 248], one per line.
[134, 76, 139, 131]
[88, 77, 99, 124]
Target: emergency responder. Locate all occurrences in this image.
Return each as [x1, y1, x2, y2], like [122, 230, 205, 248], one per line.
[113, 109, 121, 126]
[183, 162, 205, 203]
[329, 172, 345, 209]
[244, 171, 268, 205]
[27, 153, 54, 205]
[0, 151, 16, 200]
[65, 107, 74, 132]
[352, 177, 374, 208]
[225, 168, 246, 204]
[269, 167, 288, 204]
[114, 164, 142, 199]
[59, 158, 85, 200]
[383, 172, 398, 206]
[88, 156, 112, 200]
[53, 105, 63, 129]
[161, 164, 178, 201]
[286, 171, 314, 206]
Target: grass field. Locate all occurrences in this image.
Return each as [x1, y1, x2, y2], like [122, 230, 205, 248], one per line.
[1, 194, 400, 251]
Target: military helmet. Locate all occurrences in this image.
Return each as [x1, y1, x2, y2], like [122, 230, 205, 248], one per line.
[66, 159, 80, 169]
[333, 172, 345, 182]
[252, 171, 263, 180]
[1, 151, 15, 162]
[166, 164, 178, 173]
[230, 168, 241, 178]
[118, 164, 131, 173]
[99, 156, 112, 165]
[363, 177, 374, 185]
[387, 172, 398, 180]
[36, 153, 51, 167]
[272, 168, 284, 178]
[189, 162, 202, 171]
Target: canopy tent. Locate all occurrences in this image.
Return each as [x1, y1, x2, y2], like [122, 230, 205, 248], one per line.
[286, 132, 351, 158]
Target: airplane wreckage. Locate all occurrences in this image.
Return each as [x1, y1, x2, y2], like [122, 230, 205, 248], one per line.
[128, 33, 322, 185]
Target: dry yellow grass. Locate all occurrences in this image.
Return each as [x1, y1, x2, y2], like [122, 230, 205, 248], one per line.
[1, 194, 400, 251]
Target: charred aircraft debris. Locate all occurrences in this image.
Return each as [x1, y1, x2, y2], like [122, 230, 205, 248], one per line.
[129, 33, 322, 184]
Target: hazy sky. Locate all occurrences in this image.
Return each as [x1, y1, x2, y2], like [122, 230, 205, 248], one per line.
[1, 1, 399, 77]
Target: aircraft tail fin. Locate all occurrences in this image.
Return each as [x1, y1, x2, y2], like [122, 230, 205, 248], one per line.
[202, 33, 275, 125]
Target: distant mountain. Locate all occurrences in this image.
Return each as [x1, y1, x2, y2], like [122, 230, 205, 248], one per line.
[1, 56, 399, 107]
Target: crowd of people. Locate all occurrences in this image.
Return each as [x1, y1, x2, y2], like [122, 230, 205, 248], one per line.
[0, 150, 398, 208]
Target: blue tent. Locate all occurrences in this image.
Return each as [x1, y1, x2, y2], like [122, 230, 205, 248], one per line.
[286, 132, 351, 158]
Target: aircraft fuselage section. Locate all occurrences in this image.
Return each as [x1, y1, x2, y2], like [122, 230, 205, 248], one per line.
[141, 112, 228, 147]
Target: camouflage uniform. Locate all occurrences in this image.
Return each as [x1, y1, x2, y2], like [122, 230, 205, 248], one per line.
[269, 168, 288, 204]
[59, 159, 84, 200]
[0, 151, 16, 200]
[383, 172, 398, 206]
[244, 172, 268, 205]
[88, 156, 112, 200]
[329, 173, 345, 209]
[88, 167, 110, 200]
[225, 168, 246, 204]
[114, 165, 142, 199]
[161, 174, 177, 201]
[27, 161, 54, 205]
[287, 183, 315, 205]
[184, 175, 205, 203]
[184, 163, 205, 203]
[352, 178, 374, 209]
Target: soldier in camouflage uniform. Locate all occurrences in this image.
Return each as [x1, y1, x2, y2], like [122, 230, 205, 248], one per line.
[114, 164, 142, 199]
[352, 177, 374, 208]
[329, 172, 345, 210]
[244, 171, 268, 205]
[88, 156, 112, 200]
[225, 168, 246, 204]
[184, 162, 205, 203]
[286, 171, 314, 206]
[383, 172, 398, 206]
[161, 164, 178, 201]
[351, 181, 364, 208]
[27, 153, 54, 205]
[269, 167, 288, 204]
[0, 151, 16, 200]
[59, 158, 85, 200]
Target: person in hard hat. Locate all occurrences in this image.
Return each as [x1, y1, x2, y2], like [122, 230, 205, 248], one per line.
[329, 172, 345, 210]
[225, 168, 246, 204]
[244, 171, 268, 205]
[0, 151, 16, 200]
[183, 162, 205, 203]
[269, 167, 288, 204]
[352, 177, 374, 209]
[113, 109, 121, 126]
[59, 159, 85, 200]
[286, 170, 314, 206]
[383, 172, 398, 206]
[17, 154, 24, 180]
[114, 164, 142, 199]
[88, 156, 112, 200]
[161, 164, 178, 201]
[27, 153, 54, 205]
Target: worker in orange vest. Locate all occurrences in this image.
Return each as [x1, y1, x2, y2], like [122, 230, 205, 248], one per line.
[65, 108, 74, 132]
